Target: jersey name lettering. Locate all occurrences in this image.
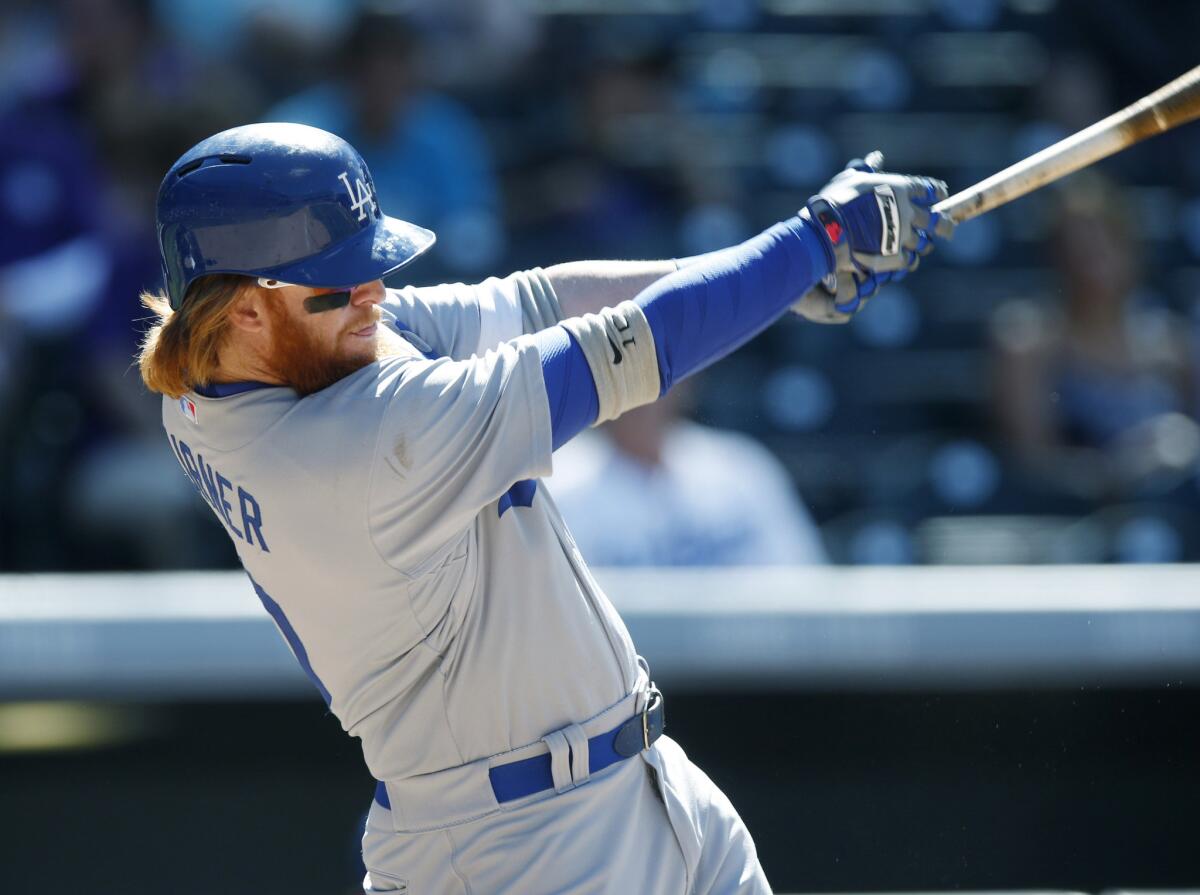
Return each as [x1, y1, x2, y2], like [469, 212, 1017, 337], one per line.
[170, 435, 270, 552]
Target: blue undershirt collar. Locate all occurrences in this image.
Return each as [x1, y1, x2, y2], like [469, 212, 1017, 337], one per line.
[192, 380, 276, 398]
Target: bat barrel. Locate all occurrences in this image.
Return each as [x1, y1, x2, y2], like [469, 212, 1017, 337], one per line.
[933, 62, 1200, 223]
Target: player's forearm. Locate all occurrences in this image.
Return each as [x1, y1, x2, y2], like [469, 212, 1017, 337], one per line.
[543, 260, 678, 320]
[633, 215, 831, 392]
[532, 215, 831, 449]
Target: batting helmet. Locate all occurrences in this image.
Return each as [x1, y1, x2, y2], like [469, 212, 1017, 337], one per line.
[155, 122, 436, 310]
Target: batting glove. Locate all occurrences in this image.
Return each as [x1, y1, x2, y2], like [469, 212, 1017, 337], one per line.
[791, 152, 954, 324]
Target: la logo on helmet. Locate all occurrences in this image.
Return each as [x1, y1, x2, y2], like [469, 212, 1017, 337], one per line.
[338, 171, 376, 222]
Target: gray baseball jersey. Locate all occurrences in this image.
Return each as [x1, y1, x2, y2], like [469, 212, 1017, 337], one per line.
[161, 269, 769, 893]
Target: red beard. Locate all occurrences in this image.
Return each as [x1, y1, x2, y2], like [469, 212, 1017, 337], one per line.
[264, 301, 379, 397]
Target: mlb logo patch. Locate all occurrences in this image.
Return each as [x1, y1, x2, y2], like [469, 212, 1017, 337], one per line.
[179, 395, 198, 424]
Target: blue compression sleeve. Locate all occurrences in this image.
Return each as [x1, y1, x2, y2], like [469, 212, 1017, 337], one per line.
[637, 216, 832, 393]
[532, 325, 600, 450]
[531, 214, 830, 449]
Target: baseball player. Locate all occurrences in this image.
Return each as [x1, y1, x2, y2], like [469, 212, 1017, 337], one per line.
[139, 122, 951, 893]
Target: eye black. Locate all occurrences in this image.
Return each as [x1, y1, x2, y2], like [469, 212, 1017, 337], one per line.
[303, 291, 352, 314]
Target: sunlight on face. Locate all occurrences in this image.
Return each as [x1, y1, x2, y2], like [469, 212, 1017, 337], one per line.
[261, 282, 388, 396]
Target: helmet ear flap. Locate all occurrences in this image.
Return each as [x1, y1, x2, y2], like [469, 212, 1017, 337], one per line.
[159, 205, 214, 310]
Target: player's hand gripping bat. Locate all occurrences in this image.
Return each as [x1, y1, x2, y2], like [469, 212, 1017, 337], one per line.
[934, 62, 1200, 224]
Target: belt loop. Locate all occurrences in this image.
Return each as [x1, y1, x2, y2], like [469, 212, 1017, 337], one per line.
[542, 729, 575, 794]
[563, 723, 590, 787]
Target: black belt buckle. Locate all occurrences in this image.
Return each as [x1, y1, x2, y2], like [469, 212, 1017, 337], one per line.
[613, 685, 665, 758]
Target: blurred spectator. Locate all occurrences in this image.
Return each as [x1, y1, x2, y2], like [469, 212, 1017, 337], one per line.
[404, 0, 542, 86]
[30, 0, 261, 220]
[3, 0, 1199, 571]
[508, 50, 692, 267]
[549, 384, 828, 566]
[268, 9, 503, 275]
[1033, 52, 1112, 137]
[153, 0, 354, 61]
[0, 0, 251, 569]
[991, 175, 1199, 501]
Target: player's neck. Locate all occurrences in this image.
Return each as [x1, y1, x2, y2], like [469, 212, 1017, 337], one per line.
[211, 336, 284, 387]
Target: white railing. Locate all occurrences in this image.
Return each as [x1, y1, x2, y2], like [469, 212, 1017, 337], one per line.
[2, 566, 1198, 699]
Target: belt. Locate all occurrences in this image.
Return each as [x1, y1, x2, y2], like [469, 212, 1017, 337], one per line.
[374, 687, 665, 809]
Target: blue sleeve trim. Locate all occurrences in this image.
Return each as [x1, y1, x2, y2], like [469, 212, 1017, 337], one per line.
[532, 325, 600, 450]
[247, 573, 332, 707]
[636, 215, 831, 394]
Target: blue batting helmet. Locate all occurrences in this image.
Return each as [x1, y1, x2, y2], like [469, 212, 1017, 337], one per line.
[155, 122, 436, 310]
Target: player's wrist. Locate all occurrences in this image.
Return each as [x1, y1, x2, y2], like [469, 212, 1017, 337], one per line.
[796, 208, 840, 279]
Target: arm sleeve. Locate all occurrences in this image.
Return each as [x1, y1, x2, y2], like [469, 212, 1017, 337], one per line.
[533, 327, 600, 451]
[368, 340, 555, 571]
[527, 214, 833, 449]
[635, 215, 832, 394]
[382, 216, 831, 465]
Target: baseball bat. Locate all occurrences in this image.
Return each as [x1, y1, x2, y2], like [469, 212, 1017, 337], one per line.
[932, 62, 1200, 223]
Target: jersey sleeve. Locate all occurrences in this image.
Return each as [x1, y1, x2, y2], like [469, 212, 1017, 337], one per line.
[383, 282, 484, 360]
[385, 269, 563, 361]
[367, 336, 554, 572]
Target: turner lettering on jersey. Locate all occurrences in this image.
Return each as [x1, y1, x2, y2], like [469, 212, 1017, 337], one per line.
[169, 434, 270, 551]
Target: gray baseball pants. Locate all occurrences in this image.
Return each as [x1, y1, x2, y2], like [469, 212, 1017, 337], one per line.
[361, 735, 771, 894]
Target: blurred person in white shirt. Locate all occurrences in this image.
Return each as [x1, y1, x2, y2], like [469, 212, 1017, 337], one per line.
[549, 382, 828, 567]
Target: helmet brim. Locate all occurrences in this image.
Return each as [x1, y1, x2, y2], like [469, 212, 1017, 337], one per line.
[252, 214, 436, 289]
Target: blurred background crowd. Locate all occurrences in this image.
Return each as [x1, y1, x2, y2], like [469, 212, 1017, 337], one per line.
[5, 0, 1200, 570]
[5, 5, 1200, 893]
